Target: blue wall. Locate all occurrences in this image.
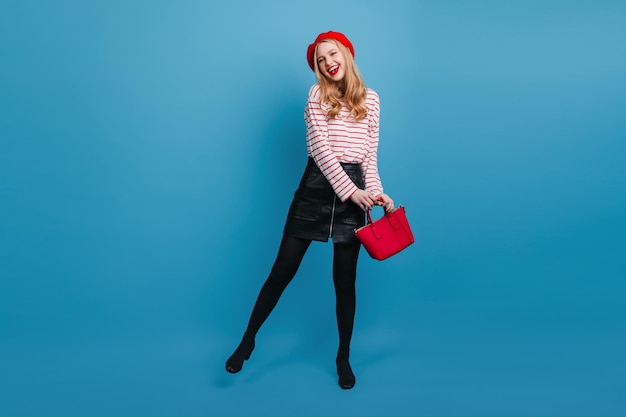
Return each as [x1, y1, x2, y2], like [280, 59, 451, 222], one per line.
[1, 1, 625, 416]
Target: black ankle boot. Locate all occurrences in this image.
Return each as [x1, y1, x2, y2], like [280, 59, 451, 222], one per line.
[336, 350, 356, 389]
[225, 334, 255, 374]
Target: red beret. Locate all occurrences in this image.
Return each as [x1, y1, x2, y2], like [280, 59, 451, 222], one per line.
[307, 31, 355, 71]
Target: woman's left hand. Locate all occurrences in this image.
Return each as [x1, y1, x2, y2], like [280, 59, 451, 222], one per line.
[374, 193, 394, 211]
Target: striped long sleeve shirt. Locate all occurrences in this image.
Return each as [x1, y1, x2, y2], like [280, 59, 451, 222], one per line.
[305, 83, 384, 202]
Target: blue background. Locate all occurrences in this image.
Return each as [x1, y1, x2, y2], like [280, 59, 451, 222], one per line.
[1, 0, 625, 416]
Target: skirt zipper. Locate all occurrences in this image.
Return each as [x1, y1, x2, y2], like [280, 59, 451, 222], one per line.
[329, 195, 337, 238]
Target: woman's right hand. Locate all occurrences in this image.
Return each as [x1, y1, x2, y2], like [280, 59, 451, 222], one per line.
[350, 189, 376, 212]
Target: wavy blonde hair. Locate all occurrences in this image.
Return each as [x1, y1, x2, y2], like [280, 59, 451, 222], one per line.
[314, 39, 368, 121]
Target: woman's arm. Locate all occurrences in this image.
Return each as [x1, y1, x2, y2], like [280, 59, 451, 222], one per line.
[362, 90, 384, 197]
[362, 90, 392, 209]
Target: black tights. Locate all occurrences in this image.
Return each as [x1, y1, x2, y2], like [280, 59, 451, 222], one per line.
[243, 234, 360, 353]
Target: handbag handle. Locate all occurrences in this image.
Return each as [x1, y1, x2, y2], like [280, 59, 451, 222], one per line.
[365, 206, 392, 224]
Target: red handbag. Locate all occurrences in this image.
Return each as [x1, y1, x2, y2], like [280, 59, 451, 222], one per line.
[355, 206, 414, 260]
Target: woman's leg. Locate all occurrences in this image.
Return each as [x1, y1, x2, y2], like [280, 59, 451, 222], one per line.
[226, 234, 311, 373]
[244, 235, 311, 336]
[332, 241, 361, 389]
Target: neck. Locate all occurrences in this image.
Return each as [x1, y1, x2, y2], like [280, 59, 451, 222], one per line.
[336, 80, 346, 96]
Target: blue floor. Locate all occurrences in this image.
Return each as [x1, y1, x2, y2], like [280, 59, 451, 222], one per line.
[2, 304, 624, 417]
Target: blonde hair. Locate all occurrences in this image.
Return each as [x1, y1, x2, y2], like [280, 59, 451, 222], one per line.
[314, 39, 368, 121]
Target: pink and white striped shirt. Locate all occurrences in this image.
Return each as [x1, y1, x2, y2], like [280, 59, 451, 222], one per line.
[305, 83, 384, 202]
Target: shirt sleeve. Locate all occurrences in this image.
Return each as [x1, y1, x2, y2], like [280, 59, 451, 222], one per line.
[304, 85, 359, 202]
[362, 90, 384, 197]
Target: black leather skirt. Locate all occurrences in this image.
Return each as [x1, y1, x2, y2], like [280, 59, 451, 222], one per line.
[283, 157, 365, 244]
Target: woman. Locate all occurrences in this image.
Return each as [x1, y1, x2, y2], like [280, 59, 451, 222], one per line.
[225, 31, 394, 390]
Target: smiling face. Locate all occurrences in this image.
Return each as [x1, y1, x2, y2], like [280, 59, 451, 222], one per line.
[315, 41, 346, 82]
